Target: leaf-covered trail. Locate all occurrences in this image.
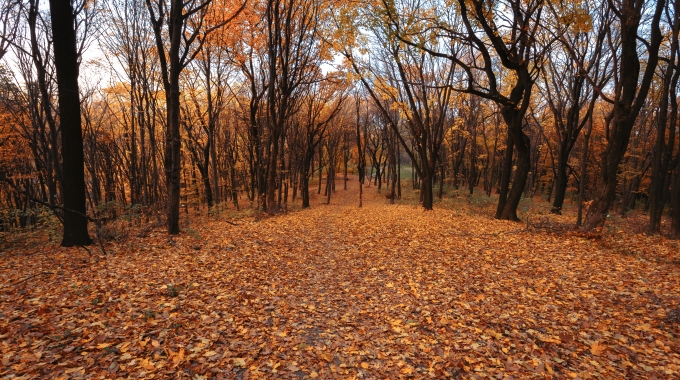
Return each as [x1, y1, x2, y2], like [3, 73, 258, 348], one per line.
[2, 179, 680, 379]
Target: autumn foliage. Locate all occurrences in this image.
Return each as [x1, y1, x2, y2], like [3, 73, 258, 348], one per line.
[2, 0, 680, 377]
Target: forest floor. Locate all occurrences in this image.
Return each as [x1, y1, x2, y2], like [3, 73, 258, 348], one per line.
[2, 177, 680, 379]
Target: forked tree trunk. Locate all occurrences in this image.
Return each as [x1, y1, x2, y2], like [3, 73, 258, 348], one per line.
[498, 100, 532, 221]
[584, 0, 664, 231]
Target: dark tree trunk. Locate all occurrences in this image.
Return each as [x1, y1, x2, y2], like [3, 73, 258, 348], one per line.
[343, 133, 349, 190]
[193, 144, 213, 208]
[577, 118, 592, 226]
[584, 0, 665, 230]
[164, 23, 182, 234]
[672, 164, 680, 238]
[501, 132, 530, 221]
[325, 154, 334, 204]
[355, 99, 365, 207]
[317, 144, 323, 194]
[649, 2, 679, 232]
[495, 133, 513, 218]
[438, 164, 444, 199]
[147, 0, 184, 234]
[49, 0, 92, 246]
[230, 160, 239, 209]
[396, 142, 401, 199]
[421, 173, 433, 210]
[551, 146, 569, 214]
[301, 154, 312, 208]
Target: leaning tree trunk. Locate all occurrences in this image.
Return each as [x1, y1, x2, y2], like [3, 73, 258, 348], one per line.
[584, 0, 664, 231]
[500, 133, 530, 221]
[551, 144, 569, 214]
[49, 0, 92, 246]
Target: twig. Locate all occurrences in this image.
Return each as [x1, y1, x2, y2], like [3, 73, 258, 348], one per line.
[1, 271, 54, 289]
[79, 245, 92, 256]
[0, 173, 108, 256]
[92, 221, 108, 256]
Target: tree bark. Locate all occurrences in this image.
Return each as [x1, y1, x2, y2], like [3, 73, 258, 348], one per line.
[495, 133, 513, 218]
[649, 1, 679, 232]
[551, 147, 569, 214]
[421, 172, 433, 210]
[301, 154, 312, 208]
[49, 0, 92, 246]
[164, 0, 183, 234]
[577, 118, 592, 226]
[672, 163, 680, 238]
[584, 0, 665, 231]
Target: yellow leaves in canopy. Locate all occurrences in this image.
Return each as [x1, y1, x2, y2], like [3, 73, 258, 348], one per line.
[554, 0, 593, 34]
[202, 0, 251, 48]
[333, 6, 361, 49]
[373, 76, 399, 101]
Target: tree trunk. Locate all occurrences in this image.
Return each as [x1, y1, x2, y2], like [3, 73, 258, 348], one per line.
[672, 165, 680, 238]
[266, 132, 279, 214]
[343, 133, 348, 190]
[584, 0, 665, 231]
[577, 119, 592, 226]
[498, 105, 531, 221]
[501, 134, 530, 221]
[165, 61, 182, 232]
[421, 173, 433, 210]
[49, 0, 92, 246]
[325, 156, 333, 204]
[397, 142, 401, 199]
[301, 154, 312, 208]
[317, 145, 323, 194]
[495, 133, 513, 218]
[649, 6, 679, 232]
[551, 145, 569, 214]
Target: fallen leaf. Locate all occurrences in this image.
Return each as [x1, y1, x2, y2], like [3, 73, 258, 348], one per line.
[591, 341, 605, 356]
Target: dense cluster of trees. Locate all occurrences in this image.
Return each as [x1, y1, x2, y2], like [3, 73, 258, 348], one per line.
[1, 0, 680, 244]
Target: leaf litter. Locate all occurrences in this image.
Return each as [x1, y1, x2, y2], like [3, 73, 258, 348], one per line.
[2, 181, 680, 379]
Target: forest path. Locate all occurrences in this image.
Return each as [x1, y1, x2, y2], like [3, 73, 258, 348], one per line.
[2, 177, 680, 378]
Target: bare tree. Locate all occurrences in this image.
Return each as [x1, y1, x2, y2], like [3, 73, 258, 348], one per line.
[541, 3, 611, 214]
[144, 0, 245, 233]
[583, 0, 665, 230]
[649, 0, 680, 233]
[0, 0, 20, 60]
[385, 0, 550, 218]
[264, 0, 323, 213]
